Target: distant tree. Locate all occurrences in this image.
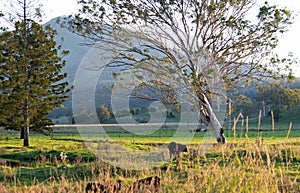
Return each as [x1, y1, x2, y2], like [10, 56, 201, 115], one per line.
[232, 95, 253, 116]
[97, 104, 111, 123]
[130, 108, 135, 115]
[69, 0, 294, 143]
[132, 81, 179, 117]
[256, 83, 297, 121]
[74, 108, 90, 123]
[135, 108, 141, 115]
[294, 89, 300, 106]
[289, 77, 300, 89]
[286, 89, 299, 109]
[0, 0, 71, 146]
[267, 108, 281, 122]
[47, 106, 72, 119]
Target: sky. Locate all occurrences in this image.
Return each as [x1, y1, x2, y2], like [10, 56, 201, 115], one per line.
[3, 0, 300, 76]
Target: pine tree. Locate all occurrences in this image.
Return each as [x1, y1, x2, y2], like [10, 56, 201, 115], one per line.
[0, 0, 71, 146]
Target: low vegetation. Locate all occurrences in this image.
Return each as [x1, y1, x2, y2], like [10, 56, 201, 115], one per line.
[0, 126, 299, 192]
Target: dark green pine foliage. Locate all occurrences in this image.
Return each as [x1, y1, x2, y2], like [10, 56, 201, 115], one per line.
[0, 21, 71, 146]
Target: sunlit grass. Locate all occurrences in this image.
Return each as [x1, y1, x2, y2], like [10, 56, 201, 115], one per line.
[1, 105, 300, 192]
[0, 126, 299, 192]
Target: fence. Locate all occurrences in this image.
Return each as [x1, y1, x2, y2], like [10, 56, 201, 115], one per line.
[48, 123, 300, 140]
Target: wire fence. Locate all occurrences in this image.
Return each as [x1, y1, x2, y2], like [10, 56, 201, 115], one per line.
[48, 123, 300, 140]
[1, 122, 299, 140]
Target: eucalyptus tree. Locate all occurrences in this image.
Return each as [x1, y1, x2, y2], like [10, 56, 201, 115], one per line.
[69, 0, 293, 143]
[256, 83, 299, 121]
[0, 0, 71, 146]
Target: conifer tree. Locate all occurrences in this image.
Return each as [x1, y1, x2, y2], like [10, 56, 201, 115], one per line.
[0, 0, 71, 146]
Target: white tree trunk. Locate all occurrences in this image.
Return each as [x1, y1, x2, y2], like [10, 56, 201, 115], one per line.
[200, 93, 227, 143]
[207, 107, 227, 143]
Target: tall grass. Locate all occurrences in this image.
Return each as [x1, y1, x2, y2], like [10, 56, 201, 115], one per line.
[0, 110, 299, 193]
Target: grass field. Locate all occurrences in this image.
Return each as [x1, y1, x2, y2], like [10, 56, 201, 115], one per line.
[0, 123, 299, 192]
[0, 106, 299, 192]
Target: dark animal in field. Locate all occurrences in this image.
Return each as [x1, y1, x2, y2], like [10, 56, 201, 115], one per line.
[127, 176, 161, 193]
[86, 180, 122, 193]
[217, 127, 227, 144]
[85, 182, 105, 193]
[167, 141, 188, 159]
[0, 159, 29, 167]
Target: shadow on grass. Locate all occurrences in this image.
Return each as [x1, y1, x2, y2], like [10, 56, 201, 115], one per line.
[0, 149, 97, 166]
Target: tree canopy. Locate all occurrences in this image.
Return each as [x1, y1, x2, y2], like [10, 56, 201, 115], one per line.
[256, 83, 300, 121]
[68, 0, 294, 143]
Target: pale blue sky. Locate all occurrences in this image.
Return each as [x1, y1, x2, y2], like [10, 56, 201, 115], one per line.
[43, 0, 300, 77]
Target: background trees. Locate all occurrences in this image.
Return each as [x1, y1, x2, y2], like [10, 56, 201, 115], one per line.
[0, 0, 71, 146]
[97, 104, 111, 123]
[68, 0, 294, 143]
[232, 95, 253, 116]
[256, 83, 299, 121]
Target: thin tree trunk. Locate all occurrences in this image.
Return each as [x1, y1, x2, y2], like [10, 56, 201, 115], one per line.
[22, 0, 30, 147]
[23, 97, 30, 146]
[23, 126, 29, 146]
[23, 107, 30, 146]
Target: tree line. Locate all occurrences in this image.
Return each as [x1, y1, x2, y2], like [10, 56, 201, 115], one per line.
[231, 82, 300, 122]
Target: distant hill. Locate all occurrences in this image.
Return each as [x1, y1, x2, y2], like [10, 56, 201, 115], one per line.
[45, 17, 150, 119]
[44, 17, 91, 85]
[290, 77, 300, 89]
[45, 17, 113, 118]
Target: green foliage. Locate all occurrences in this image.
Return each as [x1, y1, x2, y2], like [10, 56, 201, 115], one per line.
[70, 0, 295, 139]
[97, 104, 111, 123]
[256, 83, 298, 121]
[135, 108, 141, 114]
[0, 21, 71, 137]
[232, 94, 253, 116]
[269, 107, 281, 122]
[63, 0, 296, 145]
[71, 0, 294, 86]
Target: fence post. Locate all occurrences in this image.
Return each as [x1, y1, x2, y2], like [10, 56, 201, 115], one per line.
[271, 110, 275, 138]
[286, 122, 292, 138]
[246, 116, 249, 137]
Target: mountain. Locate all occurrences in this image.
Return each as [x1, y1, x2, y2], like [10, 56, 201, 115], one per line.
[44, 17, 91, 85]
[45, 17, 112, 119]
[45, 17, 145, 120]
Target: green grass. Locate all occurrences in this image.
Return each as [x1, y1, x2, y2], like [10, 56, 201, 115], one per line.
[1, 105, 300, 192]
[227, 105, 300, 130]
[0, 126, 299, 192]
